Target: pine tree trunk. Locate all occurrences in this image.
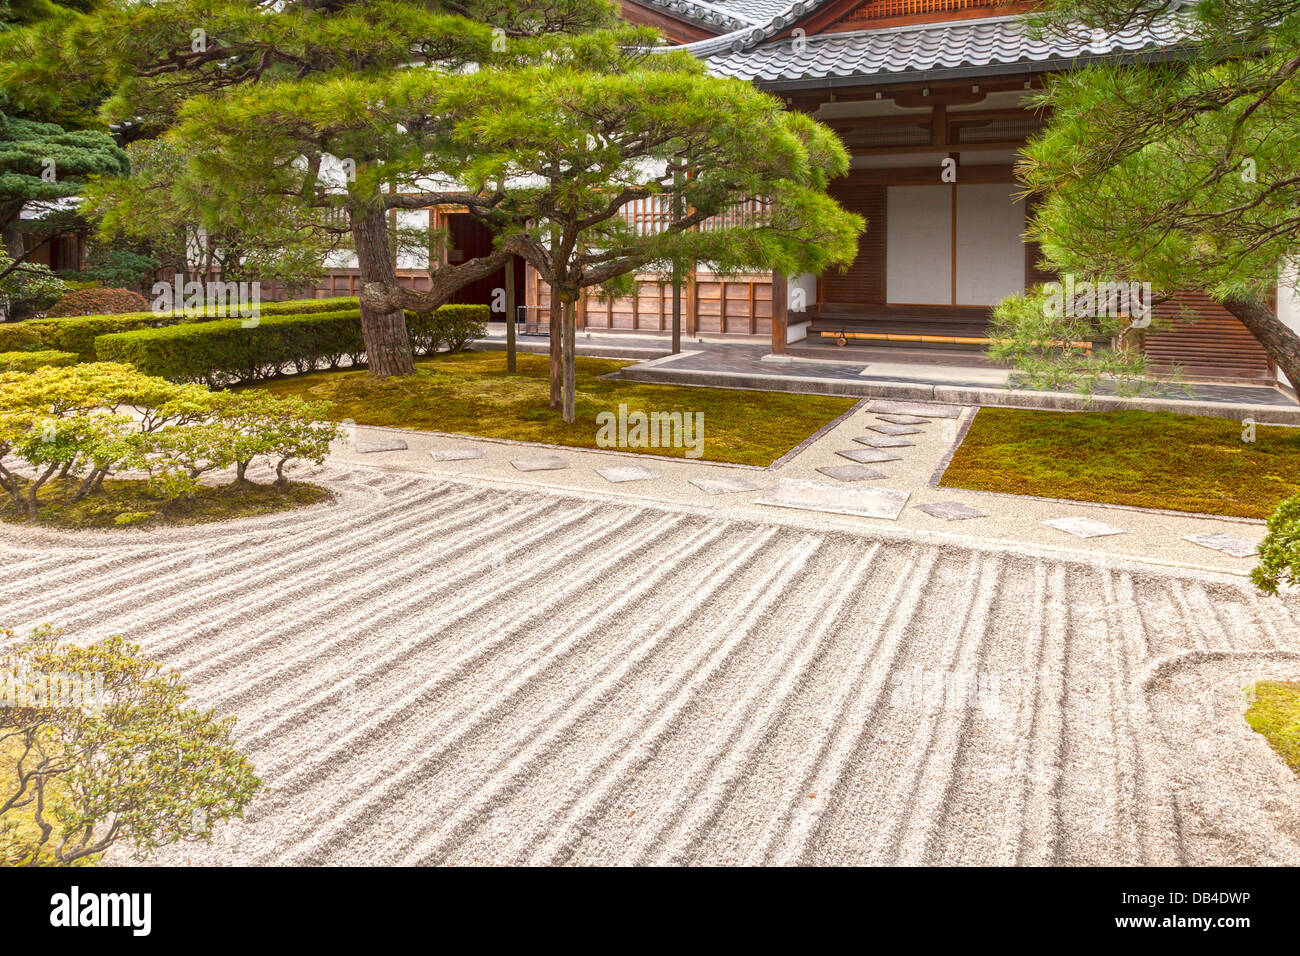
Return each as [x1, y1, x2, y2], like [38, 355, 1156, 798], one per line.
[563, 298, 577, 424]
[1223, 296, 1300, 401]
[548, 295, 562, 409]
[351, 203, 416, 378]
[505, 257, 517, 374]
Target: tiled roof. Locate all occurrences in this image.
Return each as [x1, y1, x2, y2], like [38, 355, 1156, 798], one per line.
[637, 0, 819, 33]
[701, 14, 1192, 85]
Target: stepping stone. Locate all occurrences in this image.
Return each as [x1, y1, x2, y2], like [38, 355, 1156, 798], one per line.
[854, 434, 914, 449]
[597, 464, 659, 483]
[355, 438, 408, 453]
[1043, 516, 1125, 539]
[915, 501, 987, 521]
[817, 464, 887, 482]
[511, 455, 569, 472]
[836, 447, 902, 464]
[429, 447, 484, 462]
[876, 414, 930, 426]
[1183, 531, 1258, 559]
[755, 478, 910, 520]
[689, 475, 761, 495]
[870, 400, 962, 419]
[866, 422, 923, 437]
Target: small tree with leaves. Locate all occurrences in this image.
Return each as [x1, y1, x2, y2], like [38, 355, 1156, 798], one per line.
[1, 626, 260, 865]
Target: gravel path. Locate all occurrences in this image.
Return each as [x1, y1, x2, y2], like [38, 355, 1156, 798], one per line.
[2, 465, 1298, 865]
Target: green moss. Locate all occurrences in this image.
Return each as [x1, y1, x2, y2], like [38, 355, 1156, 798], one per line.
[1244, 681, 1300, 776]
[940, 407, 1300, 519]
[249, 351, 855, 467]
[2, 477, 333, 530]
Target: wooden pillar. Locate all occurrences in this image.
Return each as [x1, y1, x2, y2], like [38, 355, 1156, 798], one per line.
[771, 271, 788, 355]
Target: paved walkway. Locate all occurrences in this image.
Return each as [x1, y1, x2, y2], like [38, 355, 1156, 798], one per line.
[474, 328, 1300, 421]
[334, 397, 1277, 577]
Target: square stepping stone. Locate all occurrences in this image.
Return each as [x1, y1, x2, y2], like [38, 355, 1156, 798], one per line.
[429, 447, 484, 462]
[853, 434, 914, 449]
[755, 478, 910, 520]
[836, 447, 902, 464]
[915, 501, 986, 521]
[1043, 516, 1126, 539]
[689, 475, 761, 495]
[870, 400, 962, 419]
[355, 438, 408, 453]
[1183, 531, 1258, 559]
[597, 464, 659, 483]
[876, 414, 930, 426]
[511, 455, 569, 472]
[866, 422, 923, 437]
[817, 464, 887, 482]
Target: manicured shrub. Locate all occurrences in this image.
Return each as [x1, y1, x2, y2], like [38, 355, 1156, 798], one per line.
[1, 296, 364, 361]
[94, 310, 365, 386]
[0, 322, 47, 352]
[434, 304, 488, 352]
[0, 350, 78, 372]
[1253, 496, 1300, 595]
[0, 362, 340, 520]
[46, 286, 150, 317]
[25, 313, 172, 361]
[95, 304, 489, 384]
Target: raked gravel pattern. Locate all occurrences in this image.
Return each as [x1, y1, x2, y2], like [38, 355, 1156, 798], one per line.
[2, 464, 1299, 866]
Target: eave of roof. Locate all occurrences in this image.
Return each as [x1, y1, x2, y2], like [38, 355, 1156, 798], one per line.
[700, 12, 1196, 88]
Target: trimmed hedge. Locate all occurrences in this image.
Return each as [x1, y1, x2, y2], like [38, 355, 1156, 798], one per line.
[406, 304, 489, 355]
[0, 350, 79, 372]
[94, 304, 489, 386]
[95, 310, 365, 386]
[0, 323, 46, 353]
[4, 296, 364, 362]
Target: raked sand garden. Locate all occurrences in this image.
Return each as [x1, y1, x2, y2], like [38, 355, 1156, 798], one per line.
[3, 459, 1299, 865]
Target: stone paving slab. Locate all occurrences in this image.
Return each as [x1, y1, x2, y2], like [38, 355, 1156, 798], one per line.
[355, 439, 409, 454]
[876, 414, 932, 425]
[511, 455, 570, 472]
[915, 501, 987, 521]
[596, 464, 660, 483]
[1184, 531, 1259, 559]
[755, 478, 910, 520]
[1044, 516, 1126, 538]
[866, 422, 923, 437]
[869, 400, 964, 419]
[836, 447, 904, 464]
[816, 464, 888, 482]
[688, 475, 762, 495]
[428, 447, 485, 462]
[853, 434, 915, 449]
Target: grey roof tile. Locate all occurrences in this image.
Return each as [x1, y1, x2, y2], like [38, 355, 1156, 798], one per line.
[698, 11, 1192, 84]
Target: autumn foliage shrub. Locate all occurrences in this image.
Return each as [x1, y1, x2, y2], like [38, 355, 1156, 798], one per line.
[45, 287, 149, 318]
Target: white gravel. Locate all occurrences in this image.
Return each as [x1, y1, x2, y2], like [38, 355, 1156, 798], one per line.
[2, 464, 1298, 866]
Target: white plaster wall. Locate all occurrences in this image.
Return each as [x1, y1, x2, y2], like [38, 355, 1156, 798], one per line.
[955, 184, 1025, 306]
[886, 185, 952, 305]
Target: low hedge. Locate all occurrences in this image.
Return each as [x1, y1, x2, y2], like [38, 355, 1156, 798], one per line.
[406, 304, 489, 355]
[4, 296, 364, 361]
[94, 304, 489, 386]
[95, 310, 366, 386]
[0, 350, 79, 372]
[0, 323, 46, 353]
